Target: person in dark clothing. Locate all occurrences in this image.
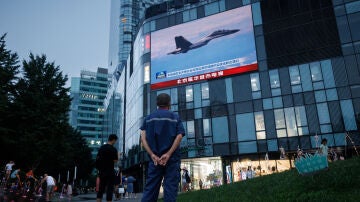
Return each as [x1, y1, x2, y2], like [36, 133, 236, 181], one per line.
[96, 134, 118, 202]
[140, 93, 185, 202]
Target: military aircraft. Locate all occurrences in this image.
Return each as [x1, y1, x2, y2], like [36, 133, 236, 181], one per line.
[167, 29, 240, 55]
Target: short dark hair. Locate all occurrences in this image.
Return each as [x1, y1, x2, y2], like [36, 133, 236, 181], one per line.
[108, 134, 118, 141]
[321, 138, 327, 144]
[157, 93, 171, 107]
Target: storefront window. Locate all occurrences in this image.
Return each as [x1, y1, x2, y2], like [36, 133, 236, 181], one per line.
[181, 157, 223, 190]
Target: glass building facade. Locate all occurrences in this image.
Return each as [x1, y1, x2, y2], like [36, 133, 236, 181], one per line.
[69, 68, 112, 158]
[117, 0, 360, 191]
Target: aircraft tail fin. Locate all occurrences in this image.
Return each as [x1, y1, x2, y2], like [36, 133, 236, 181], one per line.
[174, 36, 192, 50]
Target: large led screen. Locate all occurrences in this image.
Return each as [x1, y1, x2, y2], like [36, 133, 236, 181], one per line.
[150, 5, 258, 90]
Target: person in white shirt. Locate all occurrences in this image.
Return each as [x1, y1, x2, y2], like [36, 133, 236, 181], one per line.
[42, 173, 56, 202]
[4, 161, 15, 180]
[319, 138, 328, 157]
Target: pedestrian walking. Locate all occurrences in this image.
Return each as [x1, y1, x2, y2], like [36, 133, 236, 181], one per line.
[96, 134, 118, 202]
[140, 93, 185, 202]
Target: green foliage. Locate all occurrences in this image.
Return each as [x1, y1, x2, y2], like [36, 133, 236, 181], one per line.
[0, 34, 93, 181]
[167, 157, 360, 202]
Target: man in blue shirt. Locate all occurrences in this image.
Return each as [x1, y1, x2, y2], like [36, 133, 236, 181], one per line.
[140, 93, 185, 202]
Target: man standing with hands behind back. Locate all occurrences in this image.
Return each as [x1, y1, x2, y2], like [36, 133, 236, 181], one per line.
[140, 93, 185, 202]
[96, 134, 118, 202]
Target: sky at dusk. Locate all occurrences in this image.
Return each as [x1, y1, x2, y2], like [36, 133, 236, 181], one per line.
[0, 0, 111, 87]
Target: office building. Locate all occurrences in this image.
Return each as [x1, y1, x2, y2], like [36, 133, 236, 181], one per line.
[70, 68, 112, 158]
[119, 0, 360, 191]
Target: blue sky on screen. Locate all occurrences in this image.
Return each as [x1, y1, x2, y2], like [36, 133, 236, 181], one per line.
[150, 5, 257, 84]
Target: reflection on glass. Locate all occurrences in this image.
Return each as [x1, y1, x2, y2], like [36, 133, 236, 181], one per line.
[269, 69, 280, 88]
[201, 83, 209, 100]
[250, 73, 261, 91]
[254, 112, 265, 131]
[186, 85, 194, 102]
[289, 65, 301, 85]
[284, 107, 298, 137]
[203, 119, 211, 136]
[310, 62, 323, 82]
[274, 109, 285, 129]
[187, 120, 195, 138]
[295, 106, 307, 127]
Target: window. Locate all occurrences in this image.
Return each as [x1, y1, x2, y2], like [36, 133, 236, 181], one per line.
[236, 113, 256, 141]
[203, 119, 211, 137]
[254, 112, 266, 139]
[269, 69, 281, 96]
[187, 121, 195, 138]
[284, 107, 298, 137]
[212, 117, 229, 143]
[274, 109, 286, 138]
[201, 82, 209, 100]
[289, 65, 302, 93]
[186, 85, 194, 102]
[295, 106, 309, 136]
[251, 73, 261, 99]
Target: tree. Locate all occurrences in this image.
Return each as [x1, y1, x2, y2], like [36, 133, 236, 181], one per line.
[0, 37, 93, 179]
[0, 33, 20, 156]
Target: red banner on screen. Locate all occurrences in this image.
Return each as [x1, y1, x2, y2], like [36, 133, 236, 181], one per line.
[151, 63, 258, 90]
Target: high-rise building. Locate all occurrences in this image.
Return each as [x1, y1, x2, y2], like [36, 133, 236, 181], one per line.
[69, 67, 112, 158]
[120, 0, 360, 191]
[108, 0, 168, 73]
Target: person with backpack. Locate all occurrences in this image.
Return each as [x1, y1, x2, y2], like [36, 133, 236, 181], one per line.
[95, 134, 118, 202]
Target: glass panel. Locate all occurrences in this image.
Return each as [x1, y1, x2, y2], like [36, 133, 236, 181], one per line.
[289, 65, 301, 85]
[201, 82, 209, 100]
[257, 131, 266, 140]
[195, 108, 202, 119]
[188, 139, 196, 157]
[272, 97, 283, 108]
[326, 89, 338, 101]
[225, 78, 234, 103]
[212, 117, 229, 143]
[271, 88, 282, 96]
[187, 120, 195, 138]
[295, 106, 307, 127]
[346, 1, 360, 14]
[194, 84, 201, 108]
[310, 62, 323, 82]
[321, 60, 336, 88]
[205, 2, 219, 16]
[277, 129, 287, 138]
[171, 88, 178, 104]
[274, 109, 285, 129]
[317, 103, 331, 124]
[263, 98, 273, 110]
[189, 8, 197, 20]
[269, 69, 280, 88]
[254, 112, 265, 131]
[203, 118, 211, 137]
[267, 139, 278, 151]
[320, 124, 333, 133]
[250, 73, 261, 91]
[238, 141, 257, 154]
[236, 113, 256, 141]
[284, 107, 298, 137]
[297, 126, 309, 136]
[299, 64, 313, 91]
[252, 91, 261, 99]
[186, 85, 194, 102]
[292, 85, 302, 93]
[252, 2, 263, 26]
[334, 133, 346, 146]
[315, 90, 326, 103]
[340, 100, 357, 130]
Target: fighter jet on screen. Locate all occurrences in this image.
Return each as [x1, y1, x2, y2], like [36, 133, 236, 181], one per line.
[167, 29, 240, 55]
